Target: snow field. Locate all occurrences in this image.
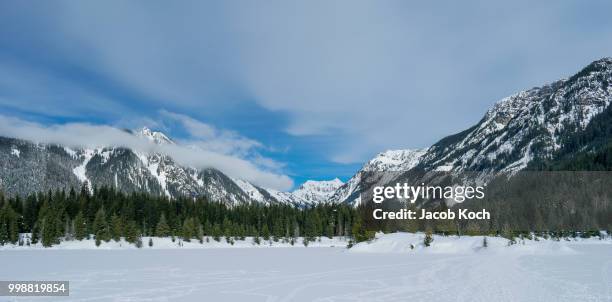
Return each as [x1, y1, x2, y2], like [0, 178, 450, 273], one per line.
[0, 233, 610, 301]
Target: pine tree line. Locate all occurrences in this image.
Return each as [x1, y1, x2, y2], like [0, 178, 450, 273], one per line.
[0, 183, 357, 247]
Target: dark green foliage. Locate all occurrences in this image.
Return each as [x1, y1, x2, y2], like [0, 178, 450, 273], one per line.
[212, 223, 222, 242]
[261, 224, 270, 241]
[93, 208, 110, 242]
[110, 214, 123, 242]
[155, 214, 170, 237]
[74, 211, 87, 240]
[0, 186, 357, 248]
[124, 220, 140, 243]
[0, 202, 18, 245]
[351, 217, 375, 243]
[182, 217, 197, 241]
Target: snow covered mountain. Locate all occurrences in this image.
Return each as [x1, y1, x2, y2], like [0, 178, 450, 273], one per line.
[0, 127, 254, 204]
[291, 178, 344, 205]
[332, 57, 612, 206]
[234, 177, 344, 205]
[0, 127, 345, 206]
[136, 127, 174, 145]
[419, 57, 612, 173]
[328, 149, 426, 205]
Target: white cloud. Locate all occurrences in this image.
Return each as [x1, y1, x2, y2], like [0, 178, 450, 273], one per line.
[159, 110, 263, 157]
[0, 115, 293, 190]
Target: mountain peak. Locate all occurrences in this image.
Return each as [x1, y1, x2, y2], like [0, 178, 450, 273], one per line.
[136, 127, 174, 145]
[364, 149, 427, 171]
[291, 178, 345, 204]
[566, 57, 612, 82]
[298, 178, 344, 190]
[589, 56, 612, 68]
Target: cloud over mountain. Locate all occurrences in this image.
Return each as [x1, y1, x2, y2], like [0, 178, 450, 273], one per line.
[0, 114, 293, 190]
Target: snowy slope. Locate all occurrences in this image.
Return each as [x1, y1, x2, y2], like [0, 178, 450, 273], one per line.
[420, 57, 612, 174]
[136, 127, 174, 145]
[329, 149, 426, 206]
[0, 127, 345, 206]
[330, 58, 612, 205]
[291, 178, 344, 205]
[233, 178, 268, 203]
[249, 178, 345, 205]
[0, 128, 251, 204]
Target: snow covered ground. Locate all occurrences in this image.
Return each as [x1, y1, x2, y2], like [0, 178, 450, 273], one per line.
[0, 236, 348, 250]
[0, 233, 610, 301]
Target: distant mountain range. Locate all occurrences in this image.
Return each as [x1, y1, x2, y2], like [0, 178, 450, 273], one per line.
[0, 127, 344, 206]
[1, 57, 611, 206]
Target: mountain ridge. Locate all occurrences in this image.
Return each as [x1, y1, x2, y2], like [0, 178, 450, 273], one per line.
[0, 128, 343, 206]
[331, 57, 612, 206]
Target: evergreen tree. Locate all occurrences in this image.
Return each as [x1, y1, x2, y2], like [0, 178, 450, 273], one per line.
[155, 214, 171, 237]
[0, 202, 18, 244]
[41, 214, 59, 247]
[222, 217, 232, 237]
[64, 217, 74, 240]
[212, 223, 222, 242]
[93, 208, 110, 242]
[124, 220, 140, 243]
[351, 218, 374, 243]
[197, 224, 204, 244]
[0, 185, 360, 248]
[110, 214, 123, 242]
[74, 211, 87, 240]
[182, 218, 196, 241]
[31, 223, 40, 244]
[261, 224, 270, 241]
[272, 220, 283, 242]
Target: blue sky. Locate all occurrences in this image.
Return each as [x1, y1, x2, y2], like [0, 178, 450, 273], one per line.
[1, 1, 612, 189]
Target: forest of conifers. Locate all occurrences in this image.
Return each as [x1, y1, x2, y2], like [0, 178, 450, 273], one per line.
[0, 184, 357, 247]
[1, 171, 611, 248]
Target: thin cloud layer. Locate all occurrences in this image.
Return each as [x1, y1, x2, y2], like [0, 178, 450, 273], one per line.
[160, 110, 263, 157]
[0, 115, 293, 190]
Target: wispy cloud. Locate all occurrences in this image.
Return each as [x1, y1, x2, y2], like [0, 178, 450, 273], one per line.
[159, 110, 263, 157]
[0, 114, 293, 190]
